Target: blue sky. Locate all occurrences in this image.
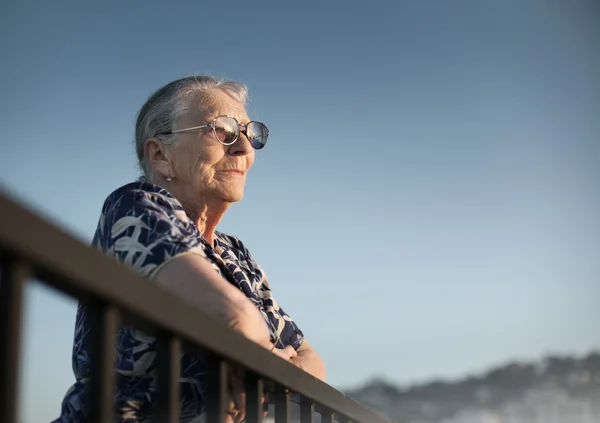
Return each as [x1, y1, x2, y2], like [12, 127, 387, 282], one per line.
[1, 1, 599, 421]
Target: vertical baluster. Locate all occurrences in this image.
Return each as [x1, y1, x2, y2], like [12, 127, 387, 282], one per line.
[205, 356, 229, 423]
[321, 409, 335, 423]
[274, 386, 290, 423]
[244, 373, 264, 423]
[0, 258, 28, 423]
[156, 335, 181, 423]
[88, 303, 120, 423]
[299, 396, 315, 423]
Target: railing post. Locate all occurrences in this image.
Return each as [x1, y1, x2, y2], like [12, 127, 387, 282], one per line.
[245, 373, 264, 423]
[156, 335, 182, 423]
[300, 396, 315, 423]
[205, 356, 229, 422]
[87, 303, 120, 423]
[0, 257, 28, 423]
[274, 386, 290, 423]
[321, 409, 336, 423]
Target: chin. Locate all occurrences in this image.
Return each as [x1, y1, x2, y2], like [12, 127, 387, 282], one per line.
[220, 189, 245, 203]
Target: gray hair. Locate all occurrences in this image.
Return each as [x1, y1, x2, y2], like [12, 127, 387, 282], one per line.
[134, 75, 249, 178]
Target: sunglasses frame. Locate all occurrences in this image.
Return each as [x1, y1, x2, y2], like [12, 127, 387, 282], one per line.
[158, 115, 269, 149]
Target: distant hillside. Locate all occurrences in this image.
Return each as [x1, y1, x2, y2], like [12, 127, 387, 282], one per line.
[343, 351, 600, 423]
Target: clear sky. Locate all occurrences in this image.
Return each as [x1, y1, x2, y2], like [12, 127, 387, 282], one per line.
[1, 0, 599, 421]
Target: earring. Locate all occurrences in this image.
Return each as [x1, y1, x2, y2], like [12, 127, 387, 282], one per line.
[166, 172, 172, 182]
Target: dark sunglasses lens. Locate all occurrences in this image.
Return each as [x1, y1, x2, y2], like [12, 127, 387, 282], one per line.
[213, 116, 238, 144]
[247, 122, 268, 149]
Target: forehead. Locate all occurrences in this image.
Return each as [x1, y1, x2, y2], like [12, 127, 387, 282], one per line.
[188, 89, 249, 123]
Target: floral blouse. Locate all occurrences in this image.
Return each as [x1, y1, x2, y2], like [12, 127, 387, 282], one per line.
[53, 181, 304, 423]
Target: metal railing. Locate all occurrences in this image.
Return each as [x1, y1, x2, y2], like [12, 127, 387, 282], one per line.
[0, 191, 392, 423]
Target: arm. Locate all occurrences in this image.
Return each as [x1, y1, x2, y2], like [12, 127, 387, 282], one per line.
[156, 254, 275, 423]
[82, 186, 271, 422]
[291, 340, 327, 382]
[220, 237, 326, 382]
[99, 187, 272, 349]
[153, 253, 272, 348]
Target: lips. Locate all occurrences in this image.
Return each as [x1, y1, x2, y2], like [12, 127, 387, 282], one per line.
[220, 169, 245, 176]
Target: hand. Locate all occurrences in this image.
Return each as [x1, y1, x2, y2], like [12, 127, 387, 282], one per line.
[225, 369, 269, 423]
[273, 345, 306, 373]
[224, 345, 298, 422]
[271, 345, 297, 361]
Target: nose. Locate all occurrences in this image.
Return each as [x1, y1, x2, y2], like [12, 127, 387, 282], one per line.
[228, 130, 255, 157]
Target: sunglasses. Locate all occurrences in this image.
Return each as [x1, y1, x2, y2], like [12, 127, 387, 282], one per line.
[159, 115, 269, 149]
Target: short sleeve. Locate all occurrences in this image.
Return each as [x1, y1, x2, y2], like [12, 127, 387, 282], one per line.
[275, 303, 305, 350]
[94, 186, 206, 279]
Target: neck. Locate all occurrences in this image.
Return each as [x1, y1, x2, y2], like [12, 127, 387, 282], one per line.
[151, 177, 229, 247]
[180, 196, 230, 247]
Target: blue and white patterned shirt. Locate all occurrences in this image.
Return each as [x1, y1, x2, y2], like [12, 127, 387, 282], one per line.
[53, 181, 304, 423]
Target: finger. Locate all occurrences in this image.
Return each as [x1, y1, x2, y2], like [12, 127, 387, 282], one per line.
[262, 392, 270, 417]
[272, 348, 292, 360]
[233, 389, 245, 416]
[283, 345, 298, 359]
[238, 392, 247, 421]
[225, 398, 237, 421]
[226, 396, 244, 423]
[226, 394, 237, 411]
[272, 346, 298, 360]
[229, 371, 245, 398]
[224, 412, 243, 423]
[229, 408, 245, 423]
[227, 372, 247, 420]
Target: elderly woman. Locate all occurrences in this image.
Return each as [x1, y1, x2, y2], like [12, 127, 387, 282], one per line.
[54, 76, 326, 423]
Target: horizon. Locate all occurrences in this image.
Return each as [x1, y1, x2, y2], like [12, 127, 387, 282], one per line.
[1, 0, 599, 421]
[342, 348, 600, 391]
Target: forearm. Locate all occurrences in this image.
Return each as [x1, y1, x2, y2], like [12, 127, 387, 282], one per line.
[154, 254, 271, 348]
[292, 348, 326, 382]
[227, 299, 272, 348]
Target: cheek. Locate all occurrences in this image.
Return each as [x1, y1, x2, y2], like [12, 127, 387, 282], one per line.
[247, 151, 256, 170]
[192, 147, 227, 176]
[197, 146, 227, 166]
[180, 152, 202, 180]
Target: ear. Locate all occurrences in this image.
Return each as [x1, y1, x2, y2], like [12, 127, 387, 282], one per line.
[144, 138, 172, 177]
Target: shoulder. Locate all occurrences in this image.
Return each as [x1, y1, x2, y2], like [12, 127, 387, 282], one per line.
[93, 181, 205, 276]
[100, 180, 187, 220]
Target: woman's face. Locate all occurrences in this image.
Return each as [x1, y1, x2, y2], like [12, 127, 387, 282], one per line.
[169, 89, 256, 206]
